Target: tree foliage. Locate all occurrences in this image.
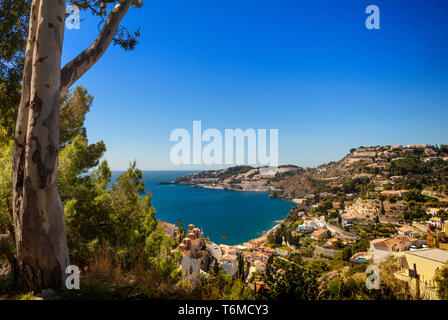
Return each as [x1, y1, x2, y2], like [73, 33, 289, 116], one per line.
[0, 0, 29, 141]
[435, 264, 448, 300]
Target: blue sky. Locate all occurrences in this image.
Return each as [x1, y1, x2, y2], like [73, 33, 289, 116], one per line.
[62, 0, 448, 170]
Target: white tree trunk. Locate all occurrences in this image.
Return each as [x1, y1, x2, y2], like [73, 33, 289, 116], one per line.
[12, 0, 133, 292]
[12, 0, 69, 291]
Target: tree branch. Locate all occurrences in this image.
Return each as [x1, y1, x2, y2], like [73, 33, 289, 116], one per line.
[60, 0, 132, 92]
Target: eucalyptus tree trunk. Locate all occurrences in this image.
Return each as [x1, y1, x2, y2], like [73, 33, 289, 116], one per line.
[12, 0, 69, 292]
[12, 0, 133, 292]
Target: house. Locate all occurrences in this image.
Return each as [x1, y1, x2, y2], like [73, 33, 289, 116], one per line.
[253, 260, 266, 274]
[340, 214, 356, 227]
[369, 235, 427, 263]
[425, 148, 438, 156]
[426, 208, 442, 216]
[398, 226, 421, 238]
[158, 220, 178, 238]
[354, 173, 373, 179]
[275, 248, 289, 256]
[258, 246, 276, 255]
[298, 220, 314, 232]
[375, 180, 392, 186]
[382, 151, 396, 158]
[178, 224, 205, 258]
[395, 248, 448, 299]
[250, 251, 267, 262]
[380, 190, 409, 197]
[298, 218, 325, 232]
[437, 221, 448, 250]
[180, 255, 201, 283]
[403, 148, 416, 155]
[422, 157, 438, 163]
[429, 217, 442, 229]
[219, 254, 238, 276]
[311, 229, 328, 240]
[407, 144, 429, 149]
[319, 192, 337, 198]
[220, 244, 240, 256]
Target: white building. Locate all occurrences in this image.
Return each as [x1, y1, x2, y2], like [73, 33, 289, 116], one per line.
[298, 218, 325, 232]
[180, 256, 201, 283]
[220, 254, 238, 276]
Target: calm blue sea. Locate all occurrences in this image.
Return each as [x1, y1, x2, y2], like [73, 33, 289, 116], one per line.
[111, 171, 294, 245]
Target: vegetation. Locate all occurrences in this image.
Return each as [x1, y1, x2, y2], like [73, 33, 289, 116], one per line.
[0, 86, 183, 298]
[435, 264, 448, 299]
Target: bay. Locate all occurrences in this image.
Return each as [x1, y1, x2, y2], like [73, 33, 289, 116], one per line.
[111, 171, 294, 246]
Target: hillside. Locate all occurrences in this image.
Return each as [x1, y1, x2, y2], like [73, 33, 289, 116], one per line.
[172, 144, 448, 202]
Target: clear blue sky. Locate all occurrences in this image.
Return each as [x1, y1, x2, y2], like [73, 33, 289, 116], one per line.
[62, 0, 448, 170]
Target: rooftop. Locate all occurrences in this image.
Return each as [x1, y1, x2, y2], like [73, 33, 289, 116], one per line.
[312, 229, 328, 237]
[158, 220, 176, 228]
[221, 254, 237, 261]
[407, 248, 448, 263]
[341, 214, 356, 220]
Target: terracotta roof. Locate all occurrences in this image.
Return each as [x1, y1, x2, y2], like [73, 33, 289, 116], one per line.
[158, 221, 176, 228]
[372, 235, 415, 252]
[312, 229, 328, 237]
[252, 281, 270, 292]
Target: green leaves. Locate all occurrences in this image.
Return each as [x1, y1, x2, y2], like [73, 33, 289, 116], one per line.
[0, 0, 29, 142]
[59, 86, 94, 148]
[435, 264, 448, 300]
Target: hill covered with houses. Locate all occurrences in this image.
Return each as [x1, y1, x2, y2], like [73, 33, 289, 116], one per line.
[164, 144, 448, 299]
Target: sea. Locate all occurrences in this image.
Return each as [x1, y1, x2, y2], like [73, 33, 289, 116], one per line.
[111, 171, 294, 246]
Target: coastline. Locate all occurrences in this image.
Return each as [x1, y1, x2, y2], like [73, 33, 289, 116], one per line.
[238, 219, 285, 248]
